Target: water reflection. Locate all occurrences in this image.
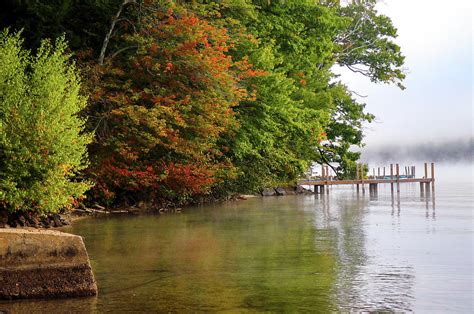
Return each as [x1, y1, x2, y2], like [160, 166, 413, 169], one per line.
[313, 188, 416, 312]
[1, 177, 472, 312]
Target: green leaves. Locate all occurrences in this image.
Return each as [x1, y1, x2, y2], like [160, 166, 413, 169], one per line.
[0, 0, 406, 205]
[0, 30, 92, 214]
[335, 0, 406, 87]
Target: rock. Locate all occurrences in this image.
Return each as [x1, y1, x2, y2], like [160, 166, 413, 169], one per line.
[7, 216, 17, 228]
[40, 217, 51, 228]
[274, 187, 286, 196]
[261, 188, 277, 196]
[52, 214, 62, 227]
[60, 218, 71, 226]
[295, 185, 312, 194]
[17, 215, 25, 227]
[0, 228, 98, 299]
[25, 213, 39, 227]
[1, 211, 9, 228]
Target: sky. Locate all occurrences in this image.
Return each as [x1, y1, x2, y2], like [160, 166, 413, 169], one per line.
[336, 0, 473, 151]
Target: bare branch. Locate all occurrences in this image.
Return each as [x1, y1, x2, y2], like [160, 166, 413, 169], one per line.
[99, 0, 136, 66]
[346, 64, 370, 76]
[347, 89, 368, 98]
[110, 45, 139, 60]
[317, 147, 340, 177]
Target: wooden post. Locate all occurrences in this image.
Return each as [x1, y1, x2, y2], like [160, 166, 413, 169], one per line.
[413, 166, 416, 178]
[372, 168, 375, 179]
[321, 164, 325, 180]
[396, 163, 400, 193]
[390, 163, 394, 192]
[378, 167, 380, 178]
[431, 162, 435, 182]
[325, 166, 329, 194]
[431, 162, 435, 194]
[424, 162, 428, 179]
[361, 163, 365, 194]
[356, 163, 360, 193]
[383, 167, 386, 177]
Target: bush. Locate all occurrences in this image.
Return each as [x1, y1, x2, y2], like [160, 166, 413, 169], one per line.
[0, 30, 92, 215]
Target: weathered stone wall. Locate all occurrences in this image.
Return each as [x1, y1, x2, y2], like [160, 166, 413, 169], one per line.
[0, 229, 97, 299]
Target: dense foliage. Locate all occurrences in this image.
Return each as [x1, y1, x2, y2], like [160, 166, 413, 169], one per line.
[0, 0, 405, 209]
[86, 5, 255, 204]
[0, 31, 91, 214]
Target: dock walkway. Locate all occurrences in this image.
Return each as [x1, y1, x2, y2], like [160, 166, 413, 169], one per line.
[298, 162, 435, 194]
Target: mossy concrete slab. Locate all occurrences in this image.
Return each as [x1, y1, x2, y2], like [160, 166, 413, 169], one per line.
[0, 228, 97, 299]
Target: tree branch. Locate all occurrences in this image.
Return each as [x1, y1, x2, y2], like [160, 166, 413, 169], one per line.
[317, 147, 339, 177]
[98, 0, 135, 66]
[110, 45, 139, 60]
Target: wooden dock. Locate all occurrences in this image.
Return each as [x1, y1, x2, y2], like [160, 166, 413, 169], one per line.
[299, 162, 435, 194]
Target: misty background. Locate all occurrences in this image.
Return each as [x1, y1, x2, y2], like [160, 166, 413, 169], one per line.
[337, 0, 473, 163]
[361, 137, 473, 163]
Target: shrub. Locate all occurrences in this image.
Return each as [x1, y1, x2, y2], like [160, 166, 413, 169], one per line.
[0, 30, 92, 215]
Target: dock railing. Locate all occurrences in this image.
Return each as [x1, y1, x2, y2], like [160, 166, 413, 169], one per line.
[299, 162, 435, 195]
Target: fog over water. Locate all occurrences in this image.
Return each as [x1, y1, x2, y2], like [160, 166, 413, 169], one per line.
[361, 137, 474, 164]
[337, 0, 472, 152]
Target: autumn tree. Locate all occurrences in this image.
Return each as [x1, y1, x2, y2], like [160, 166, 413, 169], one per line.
[86, 3, 252, 204]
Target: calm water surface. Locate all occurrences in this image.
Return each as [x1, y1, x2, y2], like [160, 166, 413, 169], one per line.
[1, 163, 473, 312]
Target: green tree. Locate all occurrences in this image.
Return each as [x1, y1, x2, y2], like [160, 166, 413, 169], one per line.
[193, 0, 404, 186]
[0, 30, 92, 215]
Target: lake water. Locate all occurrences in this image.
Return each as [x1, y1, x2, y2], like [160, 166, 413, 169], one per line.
[1, 163, 473, 312]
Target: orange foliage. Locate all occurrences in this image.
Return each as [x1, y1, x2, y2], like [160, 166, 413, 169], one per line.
[88, 5, 262, 204]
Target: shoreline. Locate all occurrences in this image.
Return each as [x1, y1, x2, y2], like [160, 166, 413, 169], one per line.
[1, 185, 313, 230]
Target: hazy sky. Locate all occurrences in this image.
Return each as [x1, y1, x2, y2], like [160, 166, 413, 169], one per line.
[336, 0, 473, 148]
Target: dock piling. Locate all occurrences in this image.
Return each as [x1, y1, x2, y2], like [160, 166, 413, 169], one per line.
[431, 162, 435, 194]
[396, 163, 400, 193]
[361, 163, 365, 194]
[390, 164, 394, 193]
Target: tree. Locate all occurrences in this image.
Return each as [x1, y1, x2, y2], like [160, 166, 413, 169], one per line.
[86, 3, 253, 204]
[0, 30, 92, 215]
[202, 0, 404, 183]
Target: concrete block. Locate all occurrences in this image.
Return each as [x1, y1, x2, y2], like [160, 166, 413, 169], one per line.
[0, 228, 97, 299]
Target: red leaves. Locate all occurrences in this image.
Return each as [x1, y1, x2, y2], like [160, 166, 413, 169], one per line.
[163, 162, 216, 195]
[164, 62, 173, 72]
[88, 5, 265, 204]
